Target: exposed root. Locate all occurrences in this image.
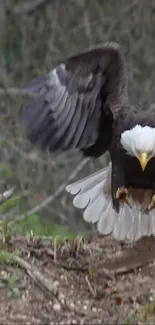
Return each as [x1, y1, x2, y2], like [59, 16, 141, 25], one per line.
[13, 255, 88, 317]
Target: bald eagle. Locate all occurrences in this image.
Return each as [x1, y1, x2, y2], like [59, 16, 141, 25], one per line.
[20, 42, 155, 242]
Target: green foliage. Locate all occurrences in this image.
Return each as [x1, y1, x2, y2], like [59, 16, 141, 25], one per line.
[88, 264, 96, 282]
[0, 250, 20, 265]
[0, 166, 89, 241]
[16, 213, 76, 238]
[2, 15, 22, 71]
[0, 269, 21, 298]
[135, 302, 155, 324]
[0, 189, 31, 214]
[7, 273, 20, 298]
[7, 286, 20, 298]
[123, 302, 155, 324]
[123, 314, 137, 325]
[0, 137, 6, 146]
[0, 164, 13, 178]
[94, 246, 104, 253]
[2, 220, 11, 243]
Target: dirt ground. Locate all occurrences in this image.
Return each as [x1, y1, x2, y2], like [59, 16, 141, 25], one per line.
[1, 235, 155, 324]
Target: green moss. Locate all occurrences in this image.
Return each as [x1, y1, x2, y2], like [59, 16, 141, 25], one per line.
[136, 302, 155, 324]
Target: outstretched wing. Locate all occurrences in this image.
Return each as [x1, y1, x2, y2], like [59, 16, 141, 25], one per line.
[20, 42, 128, 156]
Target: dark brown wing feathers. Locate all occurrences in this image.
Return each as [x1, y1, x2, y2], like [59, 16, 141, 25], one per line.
[20, 42, 127, 157]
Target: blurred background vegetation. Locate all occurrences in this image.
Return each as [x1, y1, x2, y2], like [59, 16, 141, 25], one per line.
[0, 0, 155, 238]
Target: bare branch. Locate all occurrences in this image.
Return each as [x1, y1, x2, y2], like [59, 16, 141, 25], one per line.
[12, 0, 49, 15]
[0, 187, 16, 206]
[9, 158, 90, 226]
[0, 87, 35, 98]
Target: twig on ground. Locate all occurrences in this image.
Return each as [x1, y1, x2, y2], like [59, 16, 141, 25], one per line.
[101, 251, 155, 276]
[53, 237, 57, 262]
[85, 275, 97, 298]
[55, 262, 88, 273]
[103, 259, 152, 276]
[13, 254, 87, 316]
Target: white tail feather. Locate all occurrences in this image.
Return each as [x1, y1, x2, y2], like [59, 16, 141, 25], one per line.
[66, 162, 155, 241]
[73, 182, 104, 209]
[83, 192, 106, 223]
[66, 168, 108, 195]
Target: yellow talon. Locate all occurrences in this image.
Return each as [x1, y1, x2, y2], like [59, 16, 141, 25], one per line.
[148, 194, 155, 211]
[116, 187, 131, 207]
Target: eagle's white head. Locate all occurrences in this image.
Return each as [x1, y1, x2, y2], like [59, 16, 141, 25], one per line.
[121, 125, 155, 171]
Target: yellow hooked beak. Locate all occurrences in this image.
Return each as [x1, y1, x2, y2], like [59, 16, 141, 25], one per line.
[138, 152, 151, 171]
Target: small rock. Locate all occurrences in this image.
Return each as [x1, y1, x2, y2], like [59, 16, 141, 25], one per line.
[84, 300, 89, 305]
[59, 292, 65, 304]
[69, 302, 75, 309]
[53, 280, 59, 288]
[53, 303, 61, 311]
[92, 307, 97, 312]
[59, 293, 65, 299]
[1, 271, 7, 277]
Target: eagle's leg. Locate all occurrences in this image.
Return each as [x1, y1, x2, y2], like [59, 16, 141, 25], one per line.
[110, 150, 129, 212]
[115, 186, 131, 206]
[147, 194, 155, 211]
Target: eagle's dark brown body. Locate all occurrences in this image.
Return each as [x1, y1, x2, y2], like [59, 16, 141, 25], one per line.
[124, 155, 155, 189]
